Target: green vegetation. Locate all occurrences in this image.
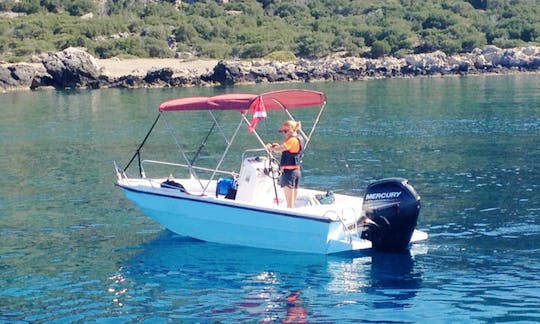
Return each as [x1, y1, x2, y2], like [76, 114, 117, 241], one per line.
[0, 0, 538, 62]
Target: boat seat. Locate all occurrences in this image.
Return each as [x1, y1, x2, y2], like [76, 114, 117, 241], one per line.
[160, 179, 186, 192]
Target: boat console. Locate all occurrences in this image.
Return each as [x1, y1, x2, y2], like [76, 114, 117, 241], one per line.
[236, 156, 285, 205]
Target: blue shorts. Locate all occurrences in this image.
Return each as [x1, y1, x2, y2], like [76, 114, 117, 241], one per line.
[280, 168, 301, 189]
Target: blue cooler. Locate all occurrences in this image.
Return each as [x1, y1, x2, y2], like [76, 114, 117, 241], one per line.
[217, 178, 236, 198]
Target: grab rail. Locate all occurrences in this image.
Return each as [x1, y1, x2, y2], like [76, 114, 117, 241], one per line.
[140, 159, 236, 178]
[324, 210, 353, 243]
[342, 207, 361, 239]
[324, 208, 361, 243]
[240, 148, 267, 162]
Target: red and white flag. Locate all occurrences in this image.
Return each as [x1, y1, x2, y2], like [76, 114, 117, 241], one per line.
[248, 96, 267, 132]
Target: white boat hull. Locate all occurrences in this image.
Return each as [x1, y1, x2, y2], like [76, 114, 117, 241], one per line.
[117, 179, 427, 254]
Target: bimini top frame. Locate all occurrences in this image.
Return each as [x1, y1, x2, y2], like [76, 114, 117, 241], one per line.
[120, 89, 327, 194]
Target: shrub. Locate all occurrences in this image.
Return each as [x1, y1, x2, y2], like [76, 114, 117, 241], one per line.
[351, 25, 381, 46]
[0, 0, 16, 11]
[371, 40, 391, 58]
[190, 16, 214, 41]
[13, 22, 42, 40]
[295, 32, 332, 58]
[422, 10, 458, 30]
[140, 2, 178, 19]
[141, 25, 171, 40]
[0, 0, 538, 62]
[142, 37, 172, 58]
[54, 34, 89, 50]
[92, 41, 118, 59]
[264, 50, 297, 61]
[521, 24, 539, 42]
[492, 38, 527, 49]
[40, 0, 63, 13]
[461, 33, 487, 52]
[79, 17, 129, 38]
[92, 37, 146, 58]
[13, 0, 41, 14]
[13, 42, 38, 57]
[66, 0, 96, 16]
[199, 41, 232, 59]
[236, 42, 270, 59]
[331, 31, 365, 56]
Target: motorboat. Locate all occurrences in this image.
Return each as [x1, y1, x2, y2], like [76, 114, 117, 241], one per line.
[115, 89, 428, 254]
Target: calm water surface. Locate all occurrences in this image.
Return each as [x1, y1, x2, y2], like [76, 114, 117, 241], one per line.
[1, 75, 539, 323]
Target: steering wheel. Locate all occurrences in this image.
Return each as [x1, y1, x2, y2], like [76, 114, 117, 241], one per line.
[265, 156, 281, 180]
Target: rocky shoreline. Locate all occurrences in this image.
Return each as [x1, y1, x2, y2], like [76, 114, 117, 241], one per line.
[1, 46, 539, 91]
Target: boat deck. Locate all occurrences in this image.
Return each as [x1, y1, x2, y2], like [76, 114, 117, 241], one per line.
[117, 177, 364, 224]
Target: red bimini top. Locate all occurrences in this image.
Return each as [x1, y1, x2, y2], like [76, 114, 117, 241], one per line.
[158, 89, 327, 113]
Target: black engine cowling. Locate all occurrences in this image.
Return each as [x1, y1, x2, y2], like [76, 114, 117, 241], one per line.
[359, 178, 421, 252]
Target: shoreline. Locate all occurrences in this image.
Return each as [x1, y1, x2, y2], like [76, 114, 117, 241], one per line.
[97, 58, 220, 78]
[1, 46, 539, 92]
[2, 65, 538, 93]
[94, 57, 538, 80]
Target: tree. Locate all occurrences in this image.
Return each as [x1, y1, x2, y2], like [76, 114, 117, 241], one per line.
[521, 24, 539, 42]
[422, 10, 458, 30]
[467, 0, 487, 10]
[295, 32, 332, 58]
[143, 37, 172, 58]
[174, 23, 198, 43]
[199, 41, 232, 59]
[371, 40, 391, 58]
[66, 0, 96, 16]
[0, 0, 539, 62]
[13, 0, 41, 14]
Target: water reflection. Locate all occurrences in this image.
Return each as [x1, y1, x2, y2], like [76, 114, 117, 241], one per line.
[283, 291, 307, 323]
[368, 251, 423, 308]
[114, 232, 423, 322]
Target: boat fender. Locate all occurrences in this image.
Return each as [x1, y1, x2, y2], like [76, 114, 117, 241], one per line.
[160, 179, 186, 192]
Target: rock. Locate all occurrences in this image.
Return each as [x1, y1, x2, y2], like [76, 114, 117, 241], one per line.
[30, 65, 54, 89]
[405, 51, 447, 73]
[381, 57, 404, 75]
[5, 45, 539, 91]
[209, 60, 240, 85]
[0, 66, 14, 88]
[481, 45, 502, 56]
[521, 46, 537, 56]
[468, 45, 539, 70]
[9, 64, 34, 85]
[0, 64, 40, 89]
[144, 68, 174, 84]
[447, 54, 472, 73]
[42, 47, 100, 89]
[339, 57, 367, 79]
[249, 63, 278, 82]
[175, 52, 195, 60]
[115, 75, 145, 88]
[80, 12, 94, 19]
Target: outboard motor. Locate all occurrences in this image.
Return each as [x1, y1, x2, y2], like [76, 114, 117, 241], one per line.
[359, 178, 421, 252]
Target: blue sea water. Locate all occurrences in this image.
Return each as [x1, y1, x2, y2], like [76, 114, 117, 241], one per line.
[1, 74, 539, 323]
